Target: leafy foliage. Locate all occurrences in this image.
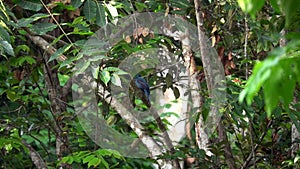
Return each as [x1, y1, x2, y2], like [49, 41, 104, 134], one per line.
[240, 42, 300, 116]
[59, 149, 125, 168]
[0, 0, 300, 168]
[238, 0, 300, 116]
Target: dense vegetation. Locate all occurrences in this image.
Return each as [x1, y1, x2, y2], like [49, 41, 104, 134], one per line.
[0, 0, 300, 168]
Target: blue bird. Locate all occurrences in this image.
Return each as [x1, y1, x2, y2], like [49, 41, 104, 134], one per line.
[134, 74, 150, 102]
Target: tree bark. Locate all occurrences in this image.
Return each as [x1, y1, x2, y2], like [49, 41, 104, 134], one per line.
[27, 34, 71, 168]
[96, 82, 178, 168]
[193, 0, 214, 155]
[22, 140, 47, 169]
[218, 122, 236, 169]
[194, 0, 235, 168]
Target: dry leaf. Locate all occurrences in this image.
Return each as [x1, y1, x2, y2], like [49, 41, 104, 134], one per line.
[14, 69, 25, 81]
[137, 27, 143, 36]
[133, 31, 138, 40]
[230, 61, 236, 68]
[165, 3, 170, 16]
[211, 25, 217, 34]
[216, 34, 221, 44]
[142, 27, 149, 37]
[218, 46, 225, 61]
[69, 9, 81, 19]
[228, 51, 232, 60]
[211, 36, 216, 47]
[138, 37, 143, 43]
[149, 32, 155, 39]
[125, 35, 131, 43]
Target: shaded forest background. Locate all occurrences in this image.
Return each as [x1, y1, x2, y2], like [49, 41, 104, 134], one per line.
[1, 0, 300, 168]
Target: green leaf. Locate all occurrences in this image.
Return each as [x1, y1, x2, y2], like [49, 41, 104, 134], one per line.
[0, 26, 10, 42]
[60, 156, 70, 164]
[263, 65, 281, 116]
[83, 155, 95, 164]
[170, 0, 190, 9]
[239, 42, 300, 116]
[88, 157, 101, 168]
[0, 137, 25, 152]
[71, 0, 83, 8]
[288, 109, 300, 132]
[279, 0, 299, 27]
[0, 88, 5, 95]
[116, 69, 128, 75]
[91, 66, 100, 79]
[165, 73, 173, 88]
[100, 70, 110, 85]
[0, 40, 14, 56]
[72, 83, 79, 91]
[59, 58, 74, 70]
[239, 57, 279, 105]
[160, 112, 179, 118]
[164, 103, 172, 109]
[53, 2, 75, 11]
[269, 0, 280, 13]
[49, 34, 66, 47]
[67, 156, 74, 164]
[15, 45, 30, 55]
[172, 86, 180, 99]
[262, 58, 299, 116]
[106, 115, 118, 125]
[75, 61, 91, 74]
[6, 90, 18, 101]
[31, 22, 57, 35]
[74, 150, 90, 159]
[279, 60, 296, 107]
[60, 156, 74, 164]
[83, 0, 97, 21]
[16, 13, 50, 28]
[48, 44, 73, 62]
[111, 73, 122, 87]
[99, 155, 109, 169]
[103, 67, 126, 73]
[58, 73, 70, 86]
[95, 2, 106, 27]
[95, 149, 124, 160]
[237, 0, 265, 18]
[134, 2, 147, 12]
[16, 0, 42, 12]
[14, 56, 36, 66]
[88, 54, 107, 62]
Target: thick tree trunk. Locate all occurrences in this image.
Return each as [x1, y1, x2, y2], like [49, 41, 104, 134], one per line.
[194, 0, 235, 168]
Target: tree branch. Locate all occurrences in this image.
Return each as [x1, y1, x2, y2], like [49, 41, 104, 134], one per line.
[22, 140, 47, 169]
[97, 83, 176, 168]
[240, 120, 272, 169]
[194, 1, 234, 168]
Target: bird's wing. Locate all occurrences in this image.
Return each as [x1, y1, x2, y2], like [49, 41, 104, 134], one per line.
[136, 78, 150, 92]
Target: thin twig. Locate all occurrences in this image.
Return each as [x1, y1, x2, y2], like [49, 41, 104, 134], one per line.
[249, 120, 256, 169]
[149, 108, 182, 169]
[240, 120, 273, 169]
[40, 0, 73, 45]
[244, 16, 249, 80]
